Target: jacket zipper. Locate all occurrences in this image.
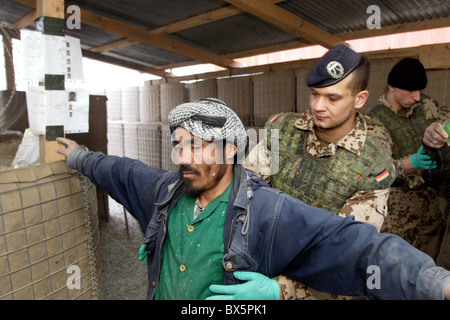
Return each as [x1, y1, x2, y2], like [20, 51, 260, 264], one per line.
[226, 216, 239, 253]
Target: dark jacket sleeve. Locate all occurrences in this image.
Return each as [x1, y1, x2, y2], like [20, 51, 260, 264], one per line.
[67, 147, 167, 232]
[262, 189, 450, 300]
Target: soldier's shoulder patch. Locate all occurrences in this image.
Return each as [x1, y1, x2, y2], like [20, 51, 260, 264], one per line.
[265, 113, 287, 129]
[269, 114, 282, 123]
[374, 169, 389, 182]
[363, 112, 384, 126]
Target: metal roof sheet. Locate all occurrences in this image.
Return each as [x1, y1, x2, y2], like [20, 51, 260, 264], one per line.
[0, 0, 448, 74]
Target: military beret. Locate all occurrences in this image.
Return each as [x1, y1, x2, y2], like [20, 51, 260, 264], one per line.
[387, 58, 427, 91]
[307, 44, 362, 88]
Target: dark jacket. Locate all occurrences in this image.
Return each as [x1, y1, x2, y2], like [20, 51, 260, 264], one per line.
[68, 147, 450, 300]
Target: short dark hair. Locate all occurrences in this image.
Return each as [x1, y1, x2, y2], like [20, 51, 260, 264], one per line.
[348, 55, 370, 96]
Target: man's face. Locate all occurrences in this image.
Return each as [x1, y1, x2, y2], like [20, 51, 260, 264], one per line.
[172, 127, 228, 197]
[309, 74, 363, 131]
[389, 86, 421, 109]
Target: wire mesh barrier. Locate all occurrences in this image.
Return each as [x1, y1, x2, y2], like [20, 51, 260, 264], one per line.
[0, 161, 102, 300]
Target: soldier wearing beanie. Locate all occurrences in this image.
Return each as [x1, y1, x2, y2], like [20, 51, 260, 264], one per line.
[387, 57, 428, 92]
[245, 44, 396, 300]
[365, 58, 450, 265]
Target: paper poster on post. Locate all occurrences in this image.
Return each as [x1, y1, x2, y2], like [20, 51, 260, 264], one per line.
[22, 29, 89, 134]
[64, 36, 84, 81]
[45, 90, 68, 127]
[25, 86, 46, 134]
[26, 86, 89, 134]
[20, 30, 44, 81]
[43, 34, 66, 76]
[64, 88, 89, 133]
[20, 31, 85, 82]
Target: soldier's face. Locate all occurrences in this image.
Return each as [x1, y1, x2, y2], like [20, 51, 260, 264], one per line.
[388, 86, 421, 110]
[309, 74, 366, 133]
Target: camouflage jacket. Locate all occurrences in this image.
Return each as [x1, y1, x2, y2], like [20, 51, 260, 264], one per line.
[244, 110, 396, 231]
[365, 94, 450, 189]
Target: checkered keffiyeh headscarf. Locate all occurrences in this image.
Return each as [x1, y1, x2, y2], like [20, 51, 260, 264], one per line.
[168, 98, 248, 154]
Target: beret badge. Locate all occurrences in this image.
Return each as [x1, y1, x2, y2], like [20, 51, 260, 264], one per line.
[326, 61, 344, 79]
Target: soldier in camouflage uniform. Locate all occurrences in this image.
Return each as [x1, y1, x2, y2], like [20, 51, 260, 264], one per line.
[245, 45, 396, 299]
[365, 58, 448, 261]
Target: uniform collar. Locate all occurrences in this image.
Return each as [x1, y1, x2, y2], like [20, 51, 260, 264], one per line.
[294, 109, 367, 157]
[378, 93, 420, 118]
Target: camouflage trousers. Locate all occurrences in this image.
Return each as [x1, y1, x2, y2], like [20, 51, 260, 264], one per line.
[275, 275, 356, 300]
[381, 186, 445, 260]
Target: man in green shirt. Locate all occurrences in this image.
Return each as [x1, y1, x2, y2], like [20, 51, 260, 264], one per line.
[155, 180, 232, 299]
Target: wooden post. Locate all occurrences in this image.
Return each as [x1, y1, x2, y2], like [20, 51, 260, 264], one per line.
[36, 0, 65, 19]
[419, 43, 450, 69]
[36, 0, 66, 163]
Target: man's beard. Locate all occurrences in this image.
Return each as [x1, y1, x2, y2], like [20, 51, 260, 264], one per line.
[179, 164, 226, 198]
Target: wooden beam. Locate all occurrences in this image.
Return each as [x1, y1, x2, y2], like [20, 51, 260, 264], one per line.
[153, 45, 438, 84]
[91, 38, 136, 53]
[89, 5, 245, 52]
[10, 9, 37, 29]
[419, 43, 450, 69]
[90, 0, 285, 53]
[79, 9, 237, 69]
[81, 49, 170, 77]
[156, 18, 450, 71]
[225, 0, 345, 48]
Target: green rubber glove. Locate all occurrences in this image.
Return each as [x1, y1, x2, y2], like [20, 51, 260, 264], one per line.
[443, 122, 450, 143]
[443, 122, 450, 136]
[206, 271, 280, 300]
[410, 146, 437, 170]
[138, 243, 147, 262]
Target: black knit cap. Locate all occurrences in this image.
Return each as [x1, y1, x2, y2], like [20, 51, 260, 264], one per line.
[387, 58, 427, 91]
[307, 44, 362, 88]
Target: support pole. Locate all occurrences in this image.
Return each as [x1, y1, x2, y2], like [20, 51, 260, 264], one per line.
[36, 0, 66, 163]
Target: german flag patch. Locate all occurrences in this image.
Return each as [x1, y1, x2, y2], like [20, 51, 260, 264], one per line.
[364, 114, 372, 120]
[269, 114, 281, 123]
[375, 170, 389, 182]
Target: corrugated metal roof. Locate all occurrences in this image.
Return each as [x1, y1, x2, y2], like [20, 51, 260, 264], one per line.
[0, 0, 34, 26]
[169, 12, 302, 55]
[0, 0, 448, 73]
[69, 0, 230, 28]
[280, 0, 450, 34]
[110, 42, 189, 67]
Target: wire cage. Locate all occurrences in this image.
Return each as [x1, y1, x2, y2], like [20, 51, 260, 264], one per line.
[0, 161, 102, 300]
